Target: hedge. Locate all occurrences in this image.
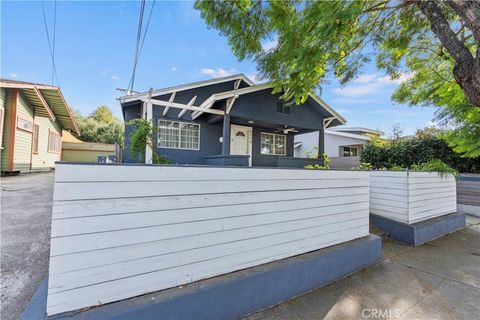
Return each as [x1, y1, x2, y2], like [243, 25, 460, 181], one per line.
[361, 137, 480, 173]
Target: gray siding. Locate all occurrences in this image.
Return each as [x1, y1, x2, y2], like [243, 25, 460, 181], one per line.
[122, 82, 327, 166]
[230, 89, 328, 130]
[153, 107, 223, 165]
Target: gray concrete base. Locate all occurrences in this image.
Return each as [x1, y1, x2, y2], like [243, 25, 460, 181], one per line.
[370, 213, 466, 246]
[457, 204, 480, 217]
[22, 235, 381, 320]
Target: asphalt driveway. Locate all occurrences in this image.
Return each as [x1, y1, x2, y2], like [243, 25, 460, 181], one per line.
[1, 173, 54, 320]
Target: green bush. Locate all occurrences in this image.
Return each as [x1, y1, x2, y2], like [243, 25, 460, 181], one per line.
[127, 118, 171, 164]
[304, 153, 330, 170]
[361, 137, 480, 173]
[411, 159, 459, 177]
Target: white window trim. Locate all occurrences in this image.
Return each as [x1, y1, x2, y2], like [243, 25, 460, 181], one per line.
[17, 114, 34, 133]
[261, 132, 287, 156]
[48, 129, 62, 154]
[157, 119, 201, 150]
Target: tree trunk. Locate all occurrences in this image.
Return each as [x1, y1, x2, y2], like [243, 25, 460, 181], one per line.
[446, 0, 480, 43]
[419, 1, 480, 107]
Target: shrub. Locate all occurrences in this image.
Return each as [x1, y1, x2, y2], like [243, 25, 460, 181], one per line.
[361, 137, 480, 173]
[305, 153, 330, 170]
[411, 159, 459, 178]
[127, 119, 171, 164]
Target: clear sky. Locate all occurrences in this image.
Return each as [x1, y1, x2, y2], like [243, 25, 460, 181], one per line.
[1, 0, 436, 135]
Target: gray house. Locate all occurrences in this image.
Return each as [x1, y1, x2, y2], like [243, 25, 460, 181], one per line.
[120, 74, 345, 167]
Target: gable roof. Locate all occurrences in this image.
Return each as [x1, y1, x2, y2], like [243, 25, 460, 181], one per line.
[121, 73, 346, 127]
[119, 74, 255, 104]
[0, 79, 79, 134]
[197, 83, 346, 125]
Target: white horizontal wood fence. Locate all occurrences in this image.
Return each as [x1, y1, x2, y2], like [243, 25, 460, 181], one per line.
[370, 171, 456, 224]
[47, 164, 370, 315]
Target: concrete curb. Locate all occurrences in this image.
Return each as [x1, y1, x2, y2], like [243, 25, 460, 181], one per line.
[22, 235, 381, 320]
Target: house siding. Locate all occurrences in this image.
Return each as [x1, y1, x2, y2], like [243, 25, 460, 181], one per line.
[31, 115, 62, 171]
[152, 106, 223, 165]
[0, 88, 10, 171]
[230, 89, 328, 130]
[122, 81, 328, 166]
[123, 80, 241, 164]
[13, 92, 34, 172]
[123, 103, 143, 163]
[61, 142, 115, 163]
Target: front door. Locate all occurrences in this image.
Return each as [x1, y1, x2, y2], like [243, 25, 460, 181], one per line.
[230, 125, 252, 166]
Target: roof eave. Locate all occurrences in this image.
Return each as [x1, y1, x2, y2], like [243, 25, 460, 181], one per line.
[119, 73, 255, 104]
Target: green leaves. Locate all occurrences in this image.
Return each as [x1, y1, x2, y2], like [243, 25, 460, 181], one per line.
[195, 0, 479, 157]
[73, 106, 124, 145]
[361, 135, 480, 173]
[126, 118, 171, 164]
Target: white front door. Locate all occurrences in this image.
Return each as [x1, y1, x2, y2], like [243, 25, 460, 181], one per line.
[230, 125, 252, 166]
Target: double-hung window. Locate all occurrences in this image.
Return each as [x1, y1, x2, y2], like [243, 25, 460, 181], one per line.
[158, 120, 200, 150]
[48, 130, 61, 153]
[261, 132, 286, 156]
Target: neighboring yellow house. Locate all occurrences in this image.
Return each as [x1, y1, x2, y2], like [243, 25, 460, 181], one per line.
[61, 130, 116, 163]
[0, 79, 79, 174]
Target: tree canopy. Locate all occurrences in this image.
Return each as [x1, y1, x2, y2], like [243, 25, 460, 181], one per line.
[195, 0, 480, 157]
[73, 106, 124, 145]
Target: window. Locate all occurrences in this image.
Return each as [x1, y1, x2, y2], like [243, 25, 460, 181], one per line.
[261, 132, 286, 156]
[342, 146, 358, 157]
[17, 115, 33, 132]
[32, 124, 39, 153]
[276, 102, 283, 113]
[276, 102, 291, 114]
[158, 120, 200, 150]
[48, 130, 61, 153]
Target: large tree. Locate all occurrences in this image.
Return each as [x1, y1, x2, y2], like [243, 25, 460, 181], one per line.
[195, 0, 480, 156]
[73, 106, 124, 145]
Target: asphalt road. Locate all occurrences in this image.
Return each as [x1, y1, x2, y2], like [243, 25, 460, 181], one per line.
[1, 173, 54, 320]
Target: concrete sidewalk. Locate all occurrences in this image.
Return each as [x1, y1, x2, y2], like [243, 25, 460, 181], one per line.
[244, 216, 480, 320]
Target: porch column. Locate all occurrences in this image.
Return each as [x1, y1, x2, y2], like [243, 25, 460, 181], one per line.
[318, 128, 325, 159]
[222, 114, 231, 155]
[144, 101, 153, 164]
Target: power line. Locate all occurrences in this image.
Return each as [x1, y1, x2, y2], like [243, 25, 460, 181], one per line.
[128, 0, 155, 94]
[139, 0, 156, 57]
[128, 0, 146, 94]
[41, 1, 59, 86]
[52, 0, 57, 85]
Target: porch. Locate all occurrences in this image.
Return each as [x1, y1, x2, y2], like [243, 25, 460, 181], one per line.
[203, 114, 327, 168]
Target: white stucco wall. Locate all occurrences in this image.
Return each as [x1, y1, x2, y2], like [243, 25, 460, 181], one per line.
[294, 131, 370, 158]
[294, 131, 319, 158]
